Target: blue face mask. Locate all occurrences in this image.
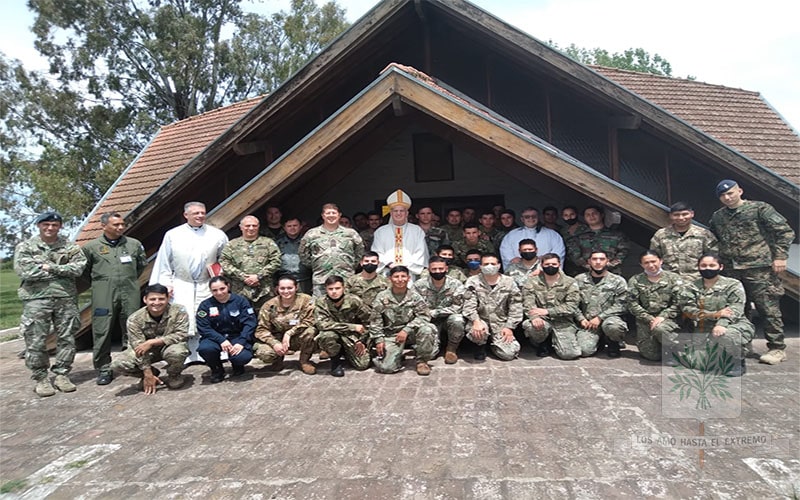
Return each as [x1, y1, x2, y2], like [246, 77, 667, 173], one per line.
[467, 260, 481, 270]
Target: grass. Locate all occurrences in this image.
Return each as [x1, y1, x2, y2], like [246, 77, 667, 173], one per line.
[0, 268, 22, 331]
[0, 478, 27, 493]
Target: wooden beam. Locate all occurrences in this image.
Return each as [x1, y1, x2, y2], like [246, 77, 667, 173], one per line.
[233, 140, 271, 156]
[392, 95, 407, 116]
[608, 115, 641, 129]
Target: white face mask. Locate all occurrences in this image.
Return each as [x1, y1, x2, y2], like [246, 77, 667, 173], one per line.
[481, 264, 500, 276]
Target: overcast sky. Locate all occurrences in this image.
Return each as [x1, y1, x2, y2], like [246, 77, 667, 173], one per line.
[2, 0, 798, 130]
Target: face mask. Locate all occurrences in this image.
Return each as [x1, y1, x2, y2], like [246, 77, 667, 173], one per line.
[520, 251, 537, 261]
[644, 267, 663, 277]
[699, 268, 721, 279]
[441, 257, 454, 266]
[542, 266, 559, 276]
[362, 263, 378, 273]
[481, 264, 500, 276]
[467, 260, 481, 270]
[565, 218, 578, 226]
[429, 271, 447, 281]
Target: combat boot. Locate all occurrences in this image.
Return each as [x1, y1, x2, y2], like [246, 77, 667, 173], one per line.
[726, 358, 746, 377]
[299, 351, 316, 375]
[35, 378, 55, 397]
[209, 364, 225, 383]
[416, 361, 431, 376]
[759, 349, 786, 365]
[473, 343, 487, 361]
[53, 374, 76, 393]
[165, 372, 185, 389]
[330, 355, 345, 377]
[444, 341, 459, 364]
[606, 341, 621, 358]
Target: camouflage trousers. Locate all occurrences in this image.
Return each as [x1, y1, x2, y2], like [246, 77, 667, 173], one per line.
[253, 326, 316, 366]
[21, 297, 79, 381]
[523, 319, 596, 359]
[316, 331, 371, 370]
[110, 343, 189, 377]
[726, 268, 785, 350]
[466, 319, 520, 361]
[682, 319, 756, 365]
[578, 315, 628, 343]
[633, 319, 680, 361]
[373, 322, 438, 373]
[432, 314, 466, 348]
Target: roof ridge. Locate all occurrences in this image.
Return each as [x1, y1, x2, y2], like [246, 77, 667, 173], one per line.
[590, 65, 760, 96]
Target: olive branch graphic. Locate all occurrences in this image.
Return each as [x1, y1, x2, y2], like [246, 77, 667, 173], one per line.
[668, 342, 736, 411]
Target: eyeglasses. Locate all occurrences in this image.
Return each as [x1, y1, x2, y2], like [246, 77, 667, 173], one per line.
[521, 215, 537, 219]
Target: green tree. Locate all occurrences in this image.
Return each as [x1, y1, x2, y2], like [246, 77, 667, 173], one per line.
[550, 42, 676, 77]
[0, 0, 348, 254]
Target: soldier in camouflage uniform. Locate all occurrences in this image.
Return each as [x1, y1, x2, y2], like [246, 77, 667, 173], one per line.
[412, 256, 466, 364]
[416, 206, 450, 257]
[505, 239, 542, 288]
[522, 253, 584, 359]
[359, 211, 382, 252]
[441, 208, 464, 243]
[220, 215, 282, 311]
[369, 266, 438, 375]
[300, 203, 364, 297]
[81, 211, 147, 386]
[253, 275, 317, 374]
[709, 180, 795, 365]
[679, 254, 755, 376]
[650, 201, 718, 281]
[418, 245, 467, 283]
[574, 250, 629, 357]
[559, 206, 589, 241]
[453, 223, 495, 268]
[315, 276, 372, 376]
[14, 212, 87, 397]
[463, 253, 522, 361]
[111, 284, 190, 394]
[567, 206, 629, 274]
[345, 251, 390, 312]
[479, 211, 505, 249]
[627, 250, 683, 363]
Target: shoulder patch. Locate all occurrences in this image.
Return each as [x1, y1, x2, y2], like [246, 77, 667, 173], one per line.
[197, 310, 208, 318]
[247, 308, 254, 314]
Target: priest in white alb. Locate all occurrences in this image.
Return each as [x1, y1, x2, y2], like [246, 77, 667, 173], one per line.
[371, 189, 429, 278]
[150, 201, 229, 362]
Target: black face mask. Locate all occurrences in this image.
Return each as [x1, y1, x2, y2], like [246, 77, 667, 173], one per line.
[362, 263, 378, 273]
[700, 268, 721, 279]
[441, 257, 454, 266]
[542, 266, 559, 276]
[564, 218, 578, 226]
[520, 251, 537, 261]
[429, 272, 447, 281]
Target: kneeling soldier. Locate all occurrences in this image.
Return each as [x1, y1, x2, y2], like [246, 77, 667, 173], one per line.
[315, 275, 372, 376]
[412, 256, 466, 364]
[574, 250, 629, 357]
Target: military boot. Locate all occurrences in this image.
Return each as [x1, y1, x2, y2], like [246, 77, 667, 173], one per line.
[726, 358, 746, 377]
[165, 372, 185, 389]
[444, 341, 459, 364]
[209, 364, 226, 383]
[53, 374, 76, 392]
[330, 355, 345, 377]
[35, 378, 55, 397]
[606, 340, 621, 358]
[299, 351, 316, 375]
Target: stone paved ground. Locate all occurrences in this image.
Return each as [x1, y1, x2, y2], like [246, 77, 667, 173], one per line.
[0, 329, 798, 499]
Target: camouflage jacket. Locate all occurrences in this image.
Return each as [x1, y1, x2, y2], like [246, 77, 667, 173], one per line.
[220, 236, 282, 303]
[463, 274, 523, 331]
[627, 271, 684, 323]
[420, 226, 449, 256]
[127, 303, 189, 369]
[649, 225, 718, 279]
[566, 228, 630, 271]
[452, 239, 495, 268]
[345, 273, 390, 308]
[368, 288, 432, 343]
[480, 227, 505, 249]
[359, 229, 376, 252]
[299, 226, 364, 285]
[573, 272, 628, 322]
[559, 222, 589, 242]
[411, 275, 465, 319]
[679, 276, 749, 331]
[14, 235, 87, 301]
[708, 200, 795, 269]
[315, 294, 371, 341]
[441, 224, 464, 243]
[418, 266, 467, 283]
[505, 260, 542, 288]
[522, 272, 580, 324]
[255, 293, 315, 345]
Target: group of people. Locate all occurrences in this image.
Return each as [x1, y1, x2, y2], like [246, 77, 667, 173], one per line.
[13, 180, 795, 396]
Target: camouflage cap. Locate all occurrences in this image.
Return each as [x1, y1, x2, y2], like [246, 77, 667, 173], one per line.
[35, 211, 63, 224]
[715, 179, 738, 197]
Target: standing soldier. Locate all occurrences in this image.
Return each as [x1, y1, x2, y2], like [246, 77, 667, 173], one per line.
[315, 276, 372, 376]
[453, 223, 495, 268]
[709, 180, 795, 365]
[567, 206, 629, 274]
[369, 266, 438, 375]
[220, 215, 282, 311]
[300, 203, 364, 297]
[359, 211, 382, 252]
[650, 201, 717, 280]
[412, 256, 466, 364]
[345, 251, 390, 311]
[110, 284, 190, 393]
[274, 216, 312, 294]
[14, 211, 87, 397]
[416, 206, 450, 256]
[522, 253, 583, 359]
[463, 253, 523, 361]
[82, 212, 147, 386]
[573, 250, 629, 357]
[441, 208, 465, 243]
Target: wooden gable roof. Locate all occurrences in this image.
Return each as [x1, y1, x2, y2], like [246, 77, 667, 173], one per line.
[594, 66, 800, 185]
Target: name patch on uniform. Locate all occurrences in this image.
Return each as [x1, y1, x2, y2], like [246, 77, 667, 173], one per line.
[209, 307, 220, 317]
[120, 255, 132, 263]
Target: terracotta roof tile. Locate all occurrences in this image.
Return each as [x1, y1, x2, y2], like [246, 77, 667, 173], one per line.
[76, 96, 264, 244]
[593, 66, 800, 185]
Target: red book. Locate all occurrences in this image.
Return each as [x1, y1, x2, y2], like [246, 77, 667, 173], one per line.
[207, 262, 223, 277]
